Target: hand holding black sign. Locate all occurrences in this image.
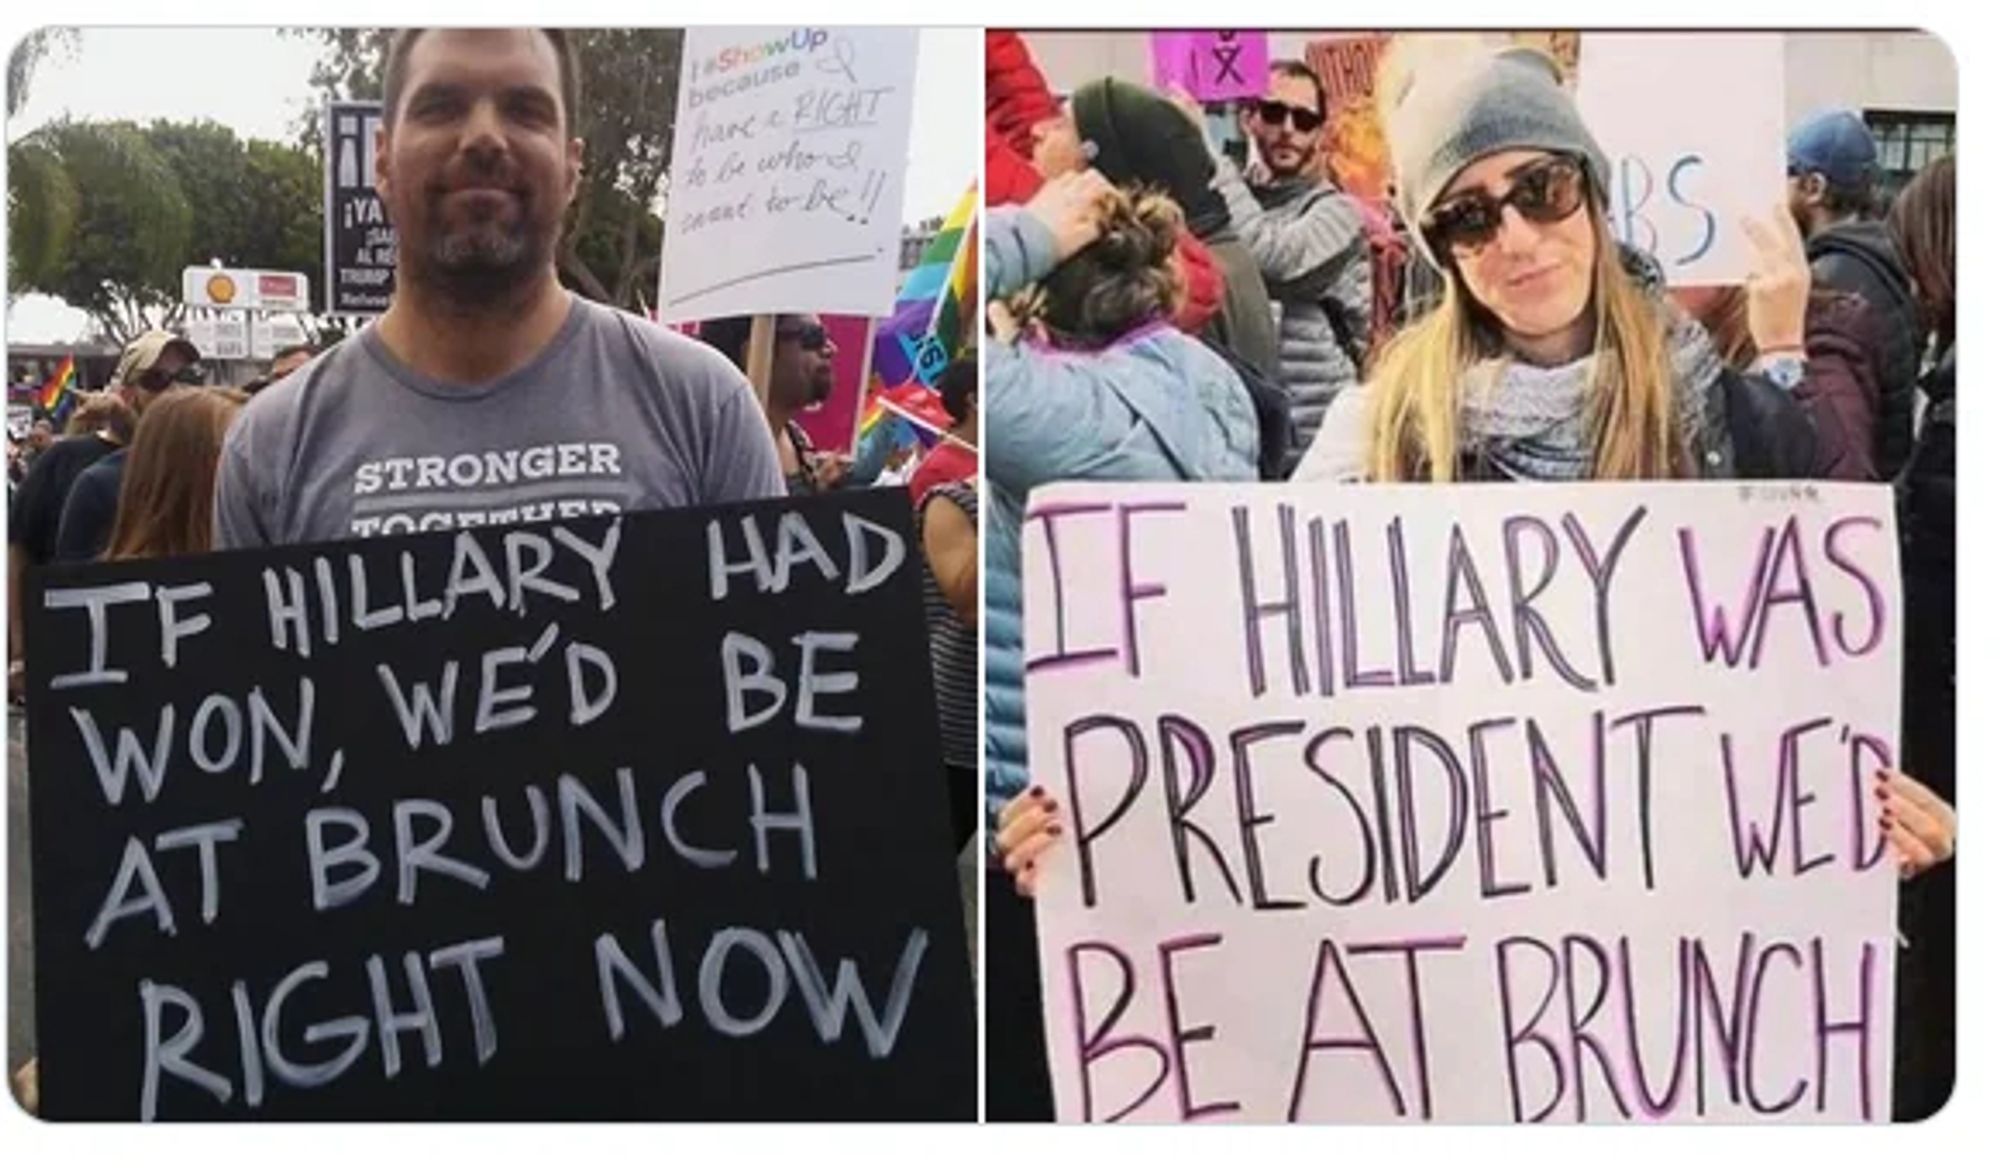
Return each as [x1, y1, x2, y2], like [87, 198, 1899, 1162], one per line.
[24, 489, 975, 1120]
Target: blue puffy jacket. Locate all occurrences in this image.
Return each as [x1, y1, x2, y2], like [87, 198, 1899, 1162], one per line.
[983, 207, 1259, 836]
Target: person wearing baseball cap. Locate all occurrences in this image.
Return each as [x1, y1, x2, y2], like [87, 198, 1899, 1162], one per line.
[1787, 108, 1923, 479]
[51, 330, 205, 563]
[8, 329, 200, 695]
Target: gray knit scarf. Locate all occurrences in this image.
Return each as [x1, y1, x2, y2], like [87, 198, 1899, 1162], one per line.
[1457, 302, 1726, 481]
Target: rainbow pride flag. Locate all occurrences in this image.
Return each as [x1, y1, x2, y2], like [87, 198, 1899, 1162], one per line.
[37, 356, 77, 424]
[859, 181, 977, 447]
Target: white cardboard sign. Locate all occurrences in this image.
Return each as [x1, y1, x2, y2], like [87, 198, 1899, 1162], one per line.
[658, 27, 919, 322]
[1024, 481, 1902, 1123]
[1576, 33, 1788, 286]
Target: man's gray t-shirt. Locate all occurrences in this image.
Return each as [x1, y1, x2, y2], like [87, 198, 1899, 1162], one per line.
[214, 296, 784, 547]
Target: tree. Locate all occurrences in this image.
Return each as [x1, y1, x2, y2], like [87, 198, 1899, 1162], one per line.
[241, 140, 327, 284]
[147, 120, 259, 267]
[8, 118, 326, 342]
[8, 120, 191, 342]
[146, 120, 326, 304]
[290, 27, 681, 312]
[7, 28, 79, 120]
[6, 135, 77, 292]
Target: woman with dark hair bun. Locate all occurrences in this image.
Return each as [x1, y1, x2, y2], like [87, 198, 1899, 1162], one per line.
[981, 167, 1258, 1121]
[983, 169, 1258, 852]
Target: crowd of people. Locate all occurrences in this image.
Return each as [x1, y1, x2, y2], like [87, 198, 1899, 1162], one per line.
[983, 32, 1956, 1121]
[5, 27, 982, 1113]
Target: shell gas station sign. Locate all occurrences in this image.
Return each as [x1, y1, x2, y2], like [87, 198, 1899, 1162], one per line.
[180, 267, 312, 313]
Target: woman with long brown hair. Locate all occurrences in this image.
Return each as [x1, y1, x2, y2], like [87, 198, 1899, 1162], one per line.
[1883, 152, 1955, 1121]
[100, 388, 246, 560]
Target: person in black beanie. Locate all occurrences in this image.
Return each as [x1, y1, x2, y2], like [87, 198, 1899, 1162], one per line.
[1069, 76, 1281, 383]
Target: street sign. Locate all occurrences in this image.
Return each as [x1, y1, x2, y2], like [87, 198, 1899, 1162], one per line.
[250, 315, 310, 361]
[185, 315, 249, 361]
[324, 100, 394, 315]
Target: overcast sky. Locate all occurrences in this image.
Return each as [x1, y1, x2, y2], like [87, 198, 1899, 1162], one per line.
[5, 26, 979, 342]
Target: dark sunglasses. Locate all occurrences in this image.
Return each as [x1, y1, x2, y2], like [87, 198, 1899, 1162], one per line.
[1422, 155, 1589, 253]
[777, 322, 829, 352]
[136, 364, 204, 392]
[1251, 99, 1325, 134]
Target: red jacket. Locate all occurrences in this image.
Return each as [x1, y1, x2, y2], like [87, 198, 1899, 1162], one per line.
[986, 31, 1057, 156]
[982, 29, 1220, 334]
[985, 123, 1045, 208]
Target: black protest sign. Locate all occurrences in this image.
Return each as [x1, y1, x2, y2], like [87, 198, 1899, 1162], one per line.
[324, 100, 394, 315]
[25, 490, 974, 1121]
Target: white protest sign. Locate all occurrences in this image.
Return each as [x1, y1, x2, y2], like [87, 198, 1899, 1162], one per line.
[1023, 481, 1903, 1123]
[1577, 33, 1787, 286]
[658, 27, 919, 322]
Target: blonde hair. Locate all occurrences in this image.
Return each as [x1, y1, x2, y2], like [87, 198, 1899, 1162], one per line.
[1364, 212, 1687, 482]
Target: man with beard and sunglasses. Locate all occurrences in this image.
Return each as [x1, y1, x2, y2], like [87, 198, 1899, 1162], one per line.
[700, 313, 859, 497]
[1173, 60, 1374, 474]
[213, 29, 782, 548]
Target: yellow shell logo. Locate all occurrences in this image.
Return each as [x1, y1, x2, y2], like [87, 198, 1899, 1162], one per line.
[205, 273, 238, 304]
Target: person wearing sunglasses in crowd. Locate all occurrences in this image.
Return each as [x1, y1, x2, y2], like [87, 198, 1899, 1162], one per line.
[702, 313, 877, 498]
[1170, 60, 1375, 476]
[49, 334, 209, 564]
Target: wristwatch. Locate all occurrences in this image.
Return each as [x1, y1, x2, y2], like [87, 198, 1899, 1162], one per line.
[1754, 351, 1806, 392]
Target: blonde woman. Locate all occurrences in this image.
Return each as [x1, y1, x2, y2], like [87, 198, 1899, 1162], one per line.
[997, 47, 1953, 895]
[1296, 46, 1819, 483]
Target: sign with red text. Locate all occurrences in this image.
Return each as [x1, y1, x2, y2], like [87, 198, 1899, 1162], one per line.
[659, 27, 919, 322]
[1150, 32, 1270, 103]
[1023, 481, 1901, 1123]
[181, 268, 312, 314]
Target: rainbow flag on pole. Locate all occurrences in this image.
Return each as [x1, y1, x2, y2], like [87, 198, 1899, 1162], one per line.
[37, 356, 77, 424]
[859, 181, 977, 446]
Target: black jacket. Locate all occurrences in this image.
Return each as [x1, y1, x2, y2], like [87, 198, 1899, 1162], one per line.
[1808, 220, 1921, 477]
[1900, 344, 1954, 599]
[1898, 344, 1954, 795]
[1892, 342, 1953, 1122]
[1720, 368, 1822, 479]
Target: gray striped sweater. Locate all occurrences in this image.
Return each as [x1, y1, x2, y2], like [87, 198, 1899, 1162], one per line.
[1212, 155, 1374, 474]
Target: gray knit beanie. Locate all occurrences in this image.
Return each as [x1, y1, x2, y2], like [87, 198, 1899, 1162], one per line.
[1386, 46, 1611, 271]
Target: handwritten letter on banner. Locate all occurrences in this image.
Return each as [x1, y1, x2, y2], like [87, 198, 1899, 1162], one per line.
[1023, 482, 1902, 1123]
[1576, 33, 1786, 287]
[658, 27, 919, 322]
[1150, 32, 1271, 103]
[26, 491, 974, 1120]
